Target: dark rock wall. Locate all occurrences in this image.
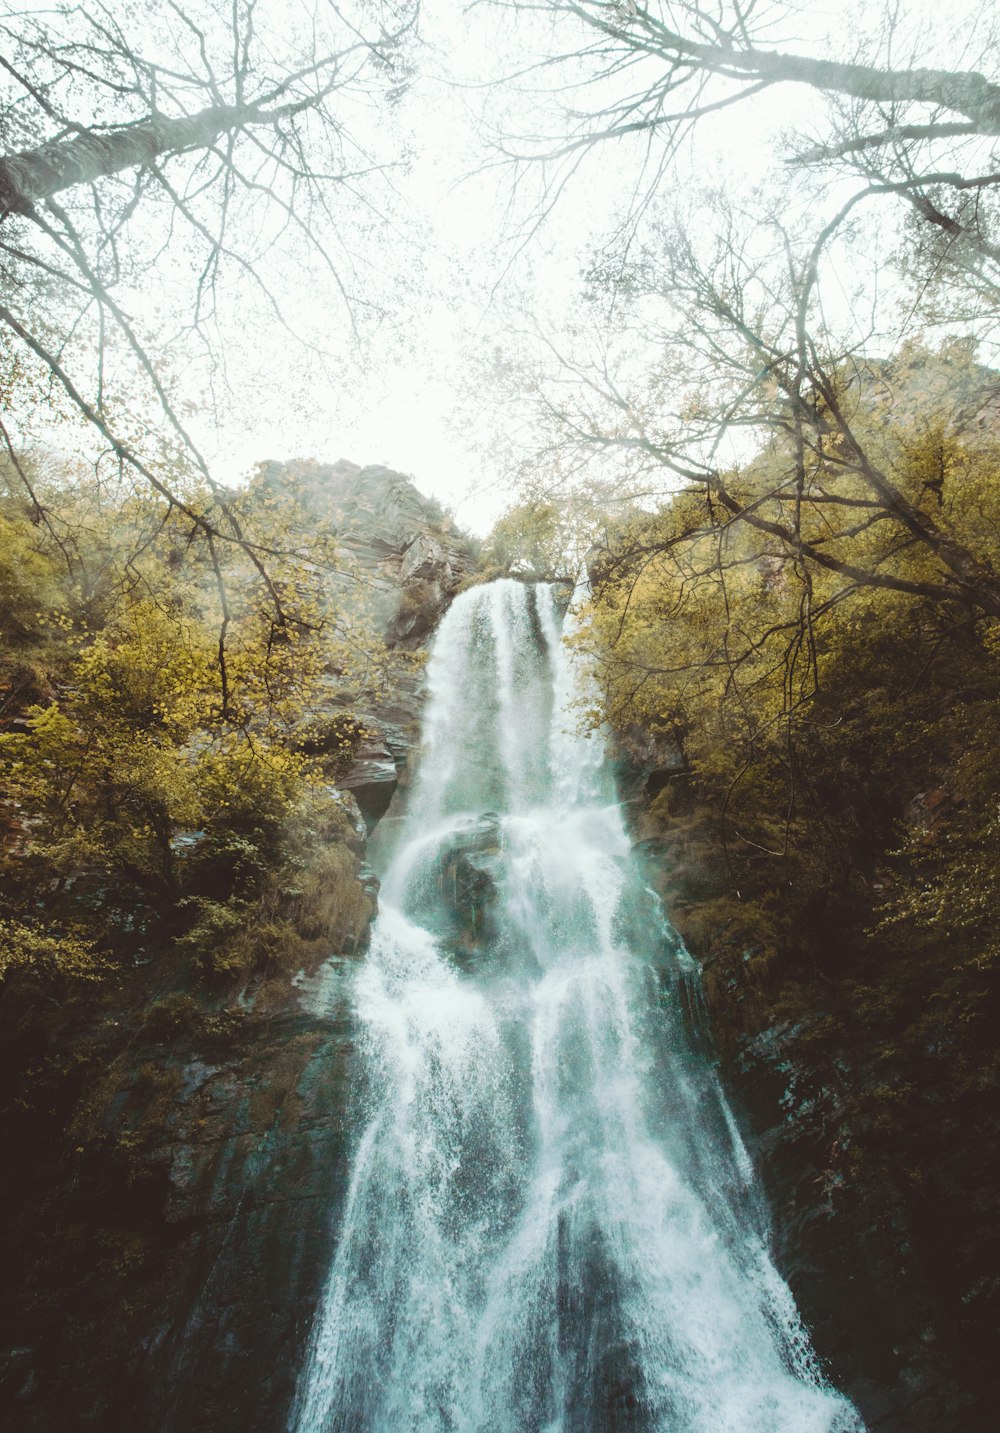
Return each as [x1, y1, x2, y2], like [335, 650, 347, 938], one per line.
[76, 1012, 355, 1433]
[3, 940, 364, 1433]
[616, 738, 997, 1433]
[150, 1007, 358, 1433]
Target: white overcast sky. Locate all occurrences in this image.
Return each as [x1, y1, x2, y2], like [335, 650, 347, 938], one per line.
[13, 0, 994, 533]
[250, 0, 991, 532]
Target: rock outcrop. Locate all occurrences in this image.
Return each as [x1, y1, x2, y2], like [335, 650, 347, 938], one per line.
[432, 813, 504, 959]
[1, 461, 474, 1433]
[258, 458, 478, 828]
[255, 457, 475, 650]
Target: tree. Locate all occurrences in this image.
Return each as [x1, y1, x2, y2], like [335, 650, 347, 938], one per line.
[0, 0, 416, 632]
[0, 453, 388, 968]
[510, 1, 1000, 282]
[487, 186, 1000, 763]
[481, 495, 593, 575]
[482, 2, 1000, 672]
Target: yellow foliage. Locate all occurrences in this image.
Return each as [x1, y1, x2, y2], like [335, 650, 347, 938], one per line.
[0, 919, 102, 984]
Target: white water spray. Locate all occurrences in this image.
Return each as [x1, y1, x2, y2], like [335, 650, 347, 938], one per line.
[292, 579, 864, 1433]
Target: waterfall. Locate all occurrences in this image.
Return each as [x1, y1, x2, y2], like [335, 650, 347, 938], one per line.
[291, 579, 864, 1433]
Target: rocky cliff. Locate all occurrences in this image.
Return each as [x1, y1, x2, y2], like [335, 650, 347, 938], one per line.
[616, 732, 999, 1433]
[258, 458, 475, 830]
[1, 461, 475, 1433]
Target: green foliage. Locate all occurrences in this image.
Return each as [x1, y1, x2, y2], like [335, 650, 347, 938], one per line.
[174, 898, 252, 973]
[0, 452, 388, 933]
[0, 454, 386, 1240]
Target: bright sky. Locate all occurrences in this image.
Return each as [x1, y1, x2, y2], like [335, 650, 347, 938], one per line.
[236, 0, 993, 532]
[9, 0, 996, 533]
[192, 0, 826, 527]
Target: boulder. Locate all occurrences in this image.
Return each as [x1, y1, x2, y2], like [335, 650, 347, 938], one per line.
[400, 531, 450, 584]
[337, 737, 399, 832]
[435, 814, 504, 956]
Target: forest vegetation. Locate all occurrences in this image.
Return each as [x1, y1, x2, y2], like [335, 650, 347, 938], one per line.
[573, 339, 1000, 1351]
[2, 0, 1000, 1426]
[0, 452, 406, 1368]
[474, 6, 1000, 1382]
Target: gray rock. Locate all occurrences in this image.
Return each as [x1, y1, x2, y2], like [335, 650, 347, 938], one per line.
[412, 814, 505, 962]
[337, 738, 399, 831]
[401, 531, 450, 584]
[256, 458, 475, 652]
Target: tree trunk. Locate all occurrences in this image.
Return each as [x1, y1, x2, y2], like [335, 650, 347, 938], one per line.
[720, 49, 1000, 132]
[0, 103, 253, 215]
[578, 6, 1000, 135]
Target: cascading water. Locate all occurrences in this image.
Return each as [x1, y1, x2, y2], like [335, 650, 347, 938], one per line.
[292, 579, 864, 1433]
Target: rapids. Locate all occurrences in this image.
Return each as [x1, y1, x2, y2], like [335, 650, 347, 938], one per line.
[291, 579, 864, 1433]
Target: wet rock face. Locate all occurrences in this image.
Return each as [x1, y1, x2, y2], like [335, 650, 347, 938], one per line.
[612, 724, 685, 811]
[730, 1019, 969, 1433]
[337, 734, 400, 830]
[388, 812, 504, 967]
[433, 814, 504, 958]
[139, 1010, 359, 1433]
[2, 993, 360, 1433]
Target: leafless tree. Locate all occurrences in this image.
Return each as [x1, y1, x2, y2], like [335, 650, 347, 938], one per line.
[0, 0, 417, 592]
[502, 189, 1000, 619]
[498, 1, 1000, 298]
[475, 4, 1000, 621]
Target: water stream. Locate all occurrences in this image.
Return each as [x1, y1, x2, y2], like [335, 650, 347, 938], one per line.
[291, 579, 864, 1433]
